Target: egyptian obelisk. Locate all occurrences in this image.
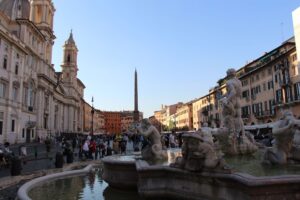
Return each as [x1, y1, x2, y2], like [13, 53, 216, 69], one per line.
[133, 69, 139, 122]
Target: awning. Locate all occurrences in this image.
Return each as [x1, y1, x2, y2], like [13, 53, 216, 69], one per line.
[244, 122, 274, 130]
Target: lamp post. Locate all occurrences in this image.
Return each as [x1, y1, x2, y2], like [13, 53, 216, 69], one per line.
[91, 97, 94, 136]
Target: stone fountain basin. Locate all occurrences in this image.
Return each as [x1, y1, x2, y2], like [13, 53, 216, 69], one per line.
[102, 155, 139, 189]
[103, 151, 300, 200]
[136, 160, 300, 200]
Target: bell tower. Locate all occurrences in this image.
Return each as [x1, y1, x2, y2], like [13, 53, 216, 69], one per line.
[30, 0, 55, 64]
[61, 30, 78, 85]
[29, 0, 55, 30]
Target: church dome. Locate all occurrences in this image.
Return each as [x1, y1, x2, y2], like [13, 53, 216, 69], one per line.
[0, 0, 30, 20]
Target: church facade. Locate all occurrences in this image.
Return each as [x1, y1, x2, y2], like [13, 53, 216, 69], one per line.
[0, 0, 85, 144]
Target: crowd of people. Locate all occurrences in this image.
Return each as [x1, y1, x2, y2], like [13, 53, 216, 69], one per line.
[0, 131, 186, 169]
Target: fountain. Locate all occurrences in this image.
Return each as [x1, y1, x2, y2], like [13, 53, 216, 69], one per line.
[102, 68, 300, 200]
[18, 68, 300, 200]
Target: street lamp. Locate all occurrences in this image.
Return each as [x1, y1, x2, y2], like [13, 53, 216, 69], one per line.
[91, 96, 94, 136]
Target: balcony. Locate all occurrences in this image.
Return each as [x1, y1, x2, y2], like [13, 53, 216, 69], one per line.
[279, 78, 291, 87]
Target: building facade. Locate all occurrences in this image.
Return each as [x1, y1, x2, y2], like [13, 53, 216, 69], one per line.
[0, 0, 85, 144]
[121, 111, 143, 133]
[148, 7, 300, 131]
[293, 7, 300, 68]
[175, 102, 193, 130]
[154, 37, 299, 130]
[103, 111, 121, 135]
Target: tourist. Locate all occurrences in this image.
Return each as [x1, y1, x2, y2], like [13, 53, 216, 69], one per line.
[82, 140, 89, 159]
[164, 134, 170, 148]
[34, 145, 38, 159]
[169, 133, 176, 148]
[20, 145, 27, 157]
[72, 137, 77, 151]
[45, 137, 51, 156]
[89, 139, 97, 159]
[178, 132, 183, 148]
[100, 142, 106, 158]
[120, 139, 126, 154]
[113, 139, 119, 154]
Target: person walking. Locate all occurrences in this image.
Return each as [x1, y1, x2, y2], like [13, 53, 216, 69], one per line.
[82, 140, 89, 160]
[34, 145, 38, 159]
[89, 139, 97, 160]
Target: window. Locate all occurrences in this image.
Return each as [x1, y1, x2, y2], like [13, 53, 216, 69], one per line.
[44, 96, 49, 111]
[268, 81, 274, 90]
[269, 100, 275, 114]
[292, 54, 297, 62]
[15, 63, 18, 75]
[276, 89, 282, 103]
[242, 90, 249, 98]
[291, 65, 297, 76]
[3, 56, 7, 69]
[268, 67, 272, 75]
[11, 119, 15, 132]
[264, 101, 268, 111]
[242, 106, 250, 117]
[28, 81, 34, 108]
[286, 87, 292, 103]
[44, 114, 48, 129]
[12, 86, 18, 101]
[263, 83, 266, 91]
[261, 70, 265, 78]
[22, 129, 25, 138]
[0, 82, 6, 98]
[242, 79, 248, 87]
[294, 82, 300, 100]
[67, 54, 71, 63]
[0, 112, 3, 135]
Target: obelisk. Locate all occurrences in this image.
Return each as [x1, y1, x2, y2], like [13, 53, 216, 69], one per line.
[133, 69, 139, 122]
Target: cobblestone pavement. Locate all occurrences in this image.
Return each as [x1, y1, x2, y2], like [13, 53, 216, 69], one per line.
[0, 140, 136, 178]
[0, 142, 62, 178]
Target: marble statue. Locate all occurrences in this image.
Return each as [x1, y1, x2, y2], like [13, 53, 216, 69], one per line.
[171, 131, 226, 172]
[213, 68, 257, 155]
[263, 111, 300, 164]
[137, 119, 167, 162]
[198, 122, 215, 146]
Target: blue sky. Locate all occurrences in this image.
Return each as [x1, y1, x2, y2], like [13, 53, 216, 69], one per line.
[51, 0, 299, 117]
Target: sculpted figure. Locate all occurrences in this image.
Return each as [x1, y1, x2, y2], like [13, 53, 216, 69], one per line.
[264, 111, 300, 164]
[221, 68, 244, 139]
[214, 69, 257, 155]
[171, 131, 225, 172]
[137, 119, 167, 162]
[198, 122, 214, 146]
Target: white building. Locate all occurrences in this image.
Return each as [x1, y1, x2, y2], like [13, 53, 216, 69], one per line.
[293, 7, 300, 67]
[0, 0, 85, 144]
